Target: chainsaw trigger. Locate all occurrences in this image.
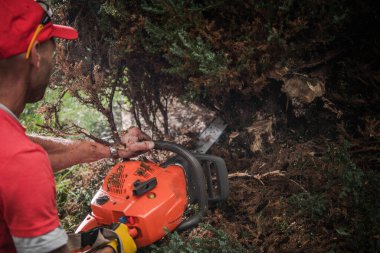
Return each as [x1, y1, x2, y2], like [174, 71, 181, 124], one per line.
[133, 177, 157, 196]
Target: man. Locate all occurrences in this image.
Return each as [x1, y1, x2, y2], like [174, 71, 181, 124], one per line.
[0, 0, 154, 252]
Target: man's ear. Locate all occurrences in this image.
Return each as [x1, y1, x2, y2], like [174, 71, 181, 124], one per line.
[29, 41, 41, 68]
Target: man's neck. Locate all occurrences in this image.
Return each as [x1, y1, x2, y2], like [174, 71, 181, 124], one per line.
[0, 76, 28, 117]
[0, 55, 29, 117]
[0, 92, 26, 117]
[0, 103, 20, 122]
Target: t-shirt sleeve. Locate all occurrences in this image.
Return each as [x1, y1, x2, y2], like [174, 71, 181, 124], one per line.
[13, 225, 68, 253]
[0, 146, 60, 238]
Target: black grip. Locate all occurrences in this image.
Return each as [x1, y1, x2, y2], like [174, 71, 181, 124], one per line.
[154, 141, 208, 231]
[133, 177, 157, 196]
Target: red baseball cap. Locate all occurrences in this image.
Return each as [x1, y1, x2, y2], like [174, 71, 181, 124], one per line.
[0, 0, 78, 59]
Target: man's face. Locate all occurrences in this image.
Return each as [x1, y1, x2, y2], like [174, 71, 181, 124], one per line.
[26, 39, 55, 103]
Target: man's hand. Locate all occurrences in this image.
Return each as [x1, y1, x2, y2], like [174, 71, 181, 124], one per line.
[115, 127, 154, 159]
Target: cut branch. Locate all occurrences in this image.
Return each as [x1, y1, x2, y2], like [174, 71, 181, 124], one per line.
[228, 170, 307, 192]
[104, 81, 121, 145]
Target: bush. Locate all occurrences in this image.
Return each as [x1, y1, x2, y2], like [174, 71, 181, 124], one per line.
[140, 224, 254, 253]
[289, 142, 380, 252]
[288, 192, 327, 221]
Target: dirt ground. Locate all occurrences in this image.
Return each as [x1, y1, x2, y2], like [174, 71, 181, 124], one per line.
[206, 139, 333, 253]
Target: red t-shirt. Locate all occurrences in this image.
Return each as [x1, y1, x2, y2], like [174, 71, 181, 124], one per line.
[0, 109, 60, 252]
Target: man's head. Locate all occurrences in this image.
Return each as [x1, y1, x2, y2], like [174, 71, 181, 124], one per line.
[0, 0, 78, 106]
[0, 0, 78, 59]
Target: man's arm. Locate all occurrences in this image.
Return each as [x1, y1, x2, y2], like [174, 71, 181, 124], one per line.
[28, 135, 111, 172]
[28, 127, 154, 172]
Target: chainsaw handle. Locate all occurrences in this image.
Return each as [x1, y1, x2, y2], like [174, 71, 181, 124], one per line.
[154, 141, 208, 231]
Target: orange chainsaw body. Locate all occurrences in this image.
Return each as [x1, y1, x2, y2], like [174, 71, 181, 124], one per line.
[76, 160, 187, 247]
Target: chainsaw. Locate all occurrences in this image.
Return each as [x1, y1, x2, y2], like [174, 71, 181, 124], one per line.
[74, 141, 229, 249]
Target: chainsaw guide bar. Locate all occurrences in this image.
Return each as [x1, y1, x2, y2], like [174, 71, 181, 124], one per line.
[195, 117, 227, 154]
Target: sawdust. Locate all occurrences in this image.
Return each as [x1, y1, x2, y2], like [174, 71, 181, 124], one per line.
[246, 118, 275, 152]
[281, 76, 325, 103]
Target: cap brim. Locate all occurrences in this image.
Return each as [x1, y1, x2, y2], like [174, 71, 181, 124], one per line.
[51, 24, 78, 40]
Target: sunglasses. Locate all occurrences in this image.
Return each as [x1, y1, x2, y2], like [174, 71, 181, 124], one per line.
[25, 0, 53, 59]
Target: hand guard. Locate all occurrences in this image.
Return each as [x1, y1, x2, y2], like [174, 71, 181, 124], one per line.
[69, 223, 136, 253]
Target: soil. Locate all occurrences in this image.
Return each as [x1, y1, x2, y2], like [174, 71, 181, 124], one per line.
[206, 139, 332, 253]
[200, 133, 323, 251]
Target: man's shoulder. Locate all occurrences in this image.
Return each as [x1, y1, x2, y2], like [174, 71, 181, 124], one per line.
[0, 110, 42, 160]
[0, 146, 51, 182]
[0, 117, 49, 174]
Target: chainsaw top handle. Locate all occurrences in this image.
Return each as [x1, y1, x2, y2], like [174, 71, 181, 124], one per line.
[153, 141, 208, 231]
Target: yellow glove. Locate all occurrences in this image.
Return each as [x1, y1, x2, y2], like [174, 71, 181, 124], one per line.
[105, 223, 137, 253]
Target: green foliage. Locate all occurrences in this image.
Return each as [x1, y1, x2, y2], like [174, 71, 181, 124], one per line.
[138, 0, 352, 106]
[99, 2, 121, 18]
[20, 87, 61, 133]
[49, 0, 360, 130]
[324, 143, 380, 252]
[168, 33, 227, 75]
[141, 224, 253, 253]
[326, 143, 365, 204]
[55, 164, 95, 231]
[273, 218, 293, 236]
[290, 142, 380, 252]
[20, 87, 111, 137]
[55, 167, 78, 211]
[97, 1, 129, 39]
[58, 91, 111, 138]
[19, 102, 44, 133]
[142, 1, 228, 78]
[288, 192, 327, 221]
